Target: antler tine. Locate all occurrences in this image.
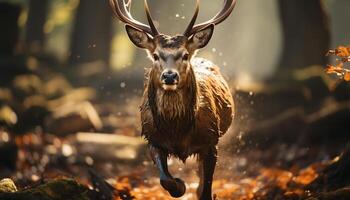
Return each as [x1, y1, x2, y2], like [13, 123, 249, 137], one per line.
[183, 0, 200, 37]
[144, 0, 160, 36]
[109, 0, 155, 36]
[187, 0, 237, 36]
[125, 0, 131, 11]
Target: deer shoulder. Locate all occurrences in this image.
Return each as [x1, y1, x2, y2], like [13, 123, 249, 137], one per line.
[192, 57, 234, 138]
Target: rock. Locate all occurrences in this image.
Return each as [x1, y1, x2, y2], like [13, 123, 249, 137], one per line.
[45, 101, 102, 136]
[0, 178, 17, 193]
[47, 87, 96, 109]
[75, 132, 146, 163]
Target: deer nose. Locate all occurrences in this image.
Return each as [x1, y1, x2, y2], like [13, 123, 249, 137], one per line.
[161, 70, 179, 85]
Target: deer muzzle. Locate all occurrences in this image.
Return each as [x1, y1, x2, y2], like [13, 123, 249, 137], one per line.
[161, 70, 179, 91]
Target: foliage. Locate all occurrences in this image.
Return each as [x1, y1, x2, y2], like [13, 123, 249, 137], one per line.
[325, 46, 350, 81]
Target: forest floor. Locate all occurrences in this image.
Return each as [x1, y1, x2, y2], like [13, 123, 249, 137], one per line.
[1, 53, 350, 199]
[1, 93, 347, 200]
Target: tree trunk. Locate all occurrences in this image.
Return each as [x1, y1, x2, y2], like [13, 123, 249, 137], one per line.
[277, 0, 330, 71]
[327, 0, 350, 47]
[25, 0, 49, 54]
[0, 3, 20, 56]
[0, 3, 29, 86]
[69, 0, 112, 65]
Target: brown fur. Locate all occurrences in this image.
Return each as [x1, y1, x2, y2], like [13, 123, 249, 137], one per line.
[140, 57, 234, 161]
[156, 35, 187, 49]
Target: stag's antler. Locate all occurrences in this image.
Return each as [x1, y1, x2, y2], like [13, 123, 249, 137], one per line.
[110, 0, 236, 37]
[184, 0, 237, 37]
[109, 0, 159, 36]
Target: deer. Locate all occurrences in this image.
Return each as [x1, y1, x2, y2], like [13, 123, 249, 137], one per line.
[109, 0, 236, 199]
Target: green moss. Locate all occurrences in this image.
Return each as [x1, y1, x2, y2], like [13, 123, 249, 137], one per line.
[0, 178, 90, 200]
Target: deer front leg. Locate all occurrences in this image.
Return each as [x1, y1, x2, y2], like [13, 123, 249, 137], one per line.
[149, 145, 186, 198]
[197, 146, 217, 200]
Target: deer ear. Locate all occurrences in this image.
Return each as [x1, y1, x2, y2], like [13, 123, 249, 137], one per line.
[187, 24, 214, 51]
[125, 25, 155, 50]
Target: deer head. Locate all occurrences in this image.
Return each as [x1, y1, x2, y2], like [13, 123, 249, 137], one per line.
[110, 0, 236, 91]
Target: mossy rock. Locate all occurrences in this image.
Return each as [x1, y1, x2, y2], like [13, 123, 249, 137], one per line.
[0, 178, 90, 200]
[0, 178, 17, 193]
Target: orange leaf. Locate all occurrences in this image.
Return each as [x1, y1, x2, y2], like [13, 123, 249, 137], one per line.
[342, 56, 350, 63]
[336, 46, 350, 57]
[294, 166, 318, 185]
[325, 63, 343, 74]
[344, 71, 350, 81]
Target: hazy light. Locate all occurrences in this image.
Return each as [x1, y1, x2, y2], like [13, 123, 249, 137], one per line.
[62, 144, 73, 157]
[0, 131, 9, 142]
[111, 34, 135, 70]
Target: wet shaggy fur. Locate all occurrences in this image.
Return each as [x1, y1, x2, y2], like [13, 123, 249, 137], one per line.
[140, 57, 234, 161]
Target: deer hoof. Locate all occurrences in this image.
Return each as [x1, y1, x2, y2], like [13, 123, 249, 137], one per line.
[160, 178, 186, 198]
[199, 196, 213, 200]
[199, 193, 215, 200]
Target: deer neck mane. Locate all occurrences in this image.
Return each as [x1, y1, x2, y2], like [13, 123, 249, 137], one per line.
[148, 67, 198, 133]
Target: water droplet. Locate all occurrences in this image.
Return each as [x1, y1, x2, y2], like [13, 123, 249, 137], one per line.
[120, 82, 126, 88]
[62, 144, 73, 157]
[85, 156, 94, 165]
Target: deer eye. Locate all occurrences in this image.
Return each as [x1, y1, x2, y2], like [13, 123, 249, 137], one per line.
[183, 53, 189, 61]
[153, 54, 159, 61]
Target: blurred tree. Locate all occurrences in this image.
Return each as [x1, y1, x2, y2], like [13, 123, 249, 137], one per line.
[0, 3, 20, 56]
[69, 0, 112, 65]
[0, 3, 31, 86]
[326, 0, 350, 47]
[277, 0, 330, 71]
[25, 0, 49, 54]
